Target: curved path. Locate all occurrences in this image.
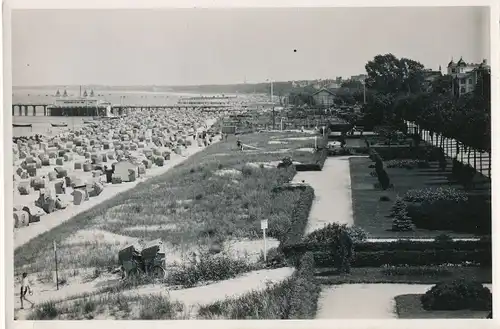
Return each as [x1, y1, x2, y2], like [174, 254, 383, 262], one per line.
[14, 267, 294, 319]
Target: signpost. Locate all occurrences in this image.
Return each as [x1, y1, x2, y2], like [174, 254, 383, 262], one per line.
[261, 220, 268, 262]
[53, 240, 59, 290]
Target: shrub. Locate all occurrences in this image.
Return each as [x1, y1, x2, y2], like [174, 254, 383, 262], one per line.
[167, 253, 255, 288]
[390, 197, 407, 217]
[421, 280, 492, 311]
[379, 195, 391, 202]
[392, 210, 414, 232]
[304, 223, 355, 273]
[390, 197, 414, 231]
[29, 301, 59, 320]
[434, 234, 453, 244]
[265, 247, 288, 268]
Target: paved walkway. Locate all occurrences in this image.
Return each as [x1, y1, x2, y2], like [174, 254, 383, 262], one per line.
[316, 283, 492, 319]
[293, 156, 355, 234]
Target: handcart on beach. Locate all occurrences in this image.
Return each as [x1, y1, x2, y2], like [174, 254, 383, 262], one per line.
[118, 239, 166, 279]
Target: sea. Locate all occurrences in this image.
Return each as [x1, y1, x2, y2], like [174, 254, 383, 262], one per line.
[11, 87, 227, 138]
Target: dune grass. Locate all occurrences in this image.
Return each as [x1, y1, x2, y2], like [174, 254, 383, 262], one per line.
[197, 252, 320, 319]
[27, 293, 188, 320]
[15, 132, 319, 274]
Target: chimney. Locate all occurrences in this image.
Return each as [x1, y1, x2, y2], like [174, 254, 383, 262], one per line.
[482, 59, 487, 65]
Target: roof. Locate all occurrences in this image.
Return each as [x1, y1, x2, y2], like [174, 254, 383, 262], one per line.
[312, 88, 336, 96]
[457, 57, 467, 66]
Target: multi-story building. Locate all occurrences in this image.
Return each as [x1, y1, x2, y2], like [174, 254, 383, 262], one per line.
[447, 58, 489, 97]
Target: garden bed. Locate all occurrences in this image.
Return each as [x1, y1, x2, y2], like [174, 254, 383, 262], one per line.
[395, 294, 490, 319]
[348, 156, 484, 238]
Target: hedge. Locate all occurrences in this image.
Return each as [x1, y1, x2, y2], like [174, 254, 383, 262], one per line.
[295, 149, 328, 171]
[282, 239, 491, 268]
[269, 186, 314, 246]
[282, 239, 491, 255]
[314, 249, 490, 268]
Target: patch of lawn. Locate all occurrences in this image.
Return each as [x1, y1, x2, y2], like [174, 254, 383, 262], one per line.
[348, 156, 478, 238]
[395, 294, 490, 319]
[315, 266, 492, 285]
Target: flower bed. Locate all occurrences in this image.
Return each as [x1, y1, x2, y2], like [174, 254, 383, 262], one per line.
[393, 187, 491, 234]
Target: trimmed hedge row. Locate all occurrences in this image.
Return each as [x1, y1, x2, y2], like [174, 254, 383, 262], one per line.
[282, 239, 491, 255]
[314, 249, 490, 268]
[295, 149, 328, 171]
[269, 186, 315, 246]
[282, 239, 491, 268]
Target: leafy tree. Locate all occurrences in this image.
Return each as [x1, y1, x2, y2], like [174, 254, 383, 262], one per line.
[364, 54, 425, 94]
[431, 75, 453, 95]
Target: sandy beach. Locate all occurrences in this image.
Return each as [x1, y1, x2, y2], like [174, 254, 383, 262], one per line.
[13, 114, 220, 249]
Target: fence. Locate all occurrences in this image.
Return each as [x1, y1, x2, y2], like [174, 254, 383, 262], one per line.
[405, 121, 491, 178]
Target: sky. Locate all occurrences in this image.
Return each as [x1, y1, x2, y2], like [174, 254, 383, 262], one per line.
[11, 6, 490, 86]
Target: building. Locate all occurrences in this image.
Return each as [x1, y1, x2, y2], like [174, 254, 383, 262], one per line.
[422, 68, 442, 92]
[48, 98, 113, 116]
[447, 58, 489, 97]
[312, 88, 336, 107]
[350, 74, 368, 84]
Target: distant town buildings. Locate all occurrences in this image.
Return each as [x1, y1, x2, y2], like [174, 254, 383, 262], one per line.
[312, 88, 336, 107]
[423, 68, 442, 92]
[447, 57, 489, 97]
[349, 74, 368, 84]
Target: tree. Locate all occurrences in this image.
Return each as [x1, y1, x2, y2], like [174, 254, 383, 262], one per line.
[364, 54, 425, 94]
[431, 75, 453, 95]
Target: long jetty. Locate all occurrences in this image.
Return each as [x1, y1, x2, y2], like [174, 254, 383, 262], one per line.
[12, 103, 247, 116]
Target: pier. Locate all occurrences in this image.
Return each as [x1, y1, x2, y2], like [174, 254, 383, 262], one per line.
[12, 103, 246, 117]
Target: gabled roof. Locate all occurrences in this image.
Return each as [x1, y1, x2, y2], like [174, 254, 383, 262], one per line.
[312, 88, 336, 96]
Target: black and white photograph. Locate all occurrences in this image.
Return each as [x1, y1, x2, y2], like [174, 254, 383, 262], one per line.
[4, 1, 495, 323]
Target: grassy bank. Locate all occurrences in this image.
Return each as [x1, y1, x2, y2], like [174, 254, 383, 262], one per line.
[15, 132, 318, 273]
[197, 252, 320, 319]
